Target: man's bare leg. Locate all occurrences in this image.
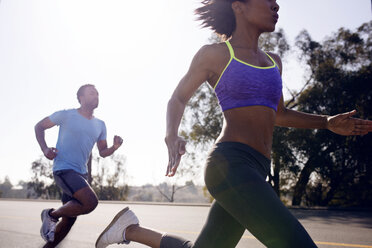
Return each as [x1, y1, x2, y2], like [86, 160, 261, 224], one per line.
[42, 186, 97, 245]
[43, 216, 76, 248]
[50, 186, 98, 219]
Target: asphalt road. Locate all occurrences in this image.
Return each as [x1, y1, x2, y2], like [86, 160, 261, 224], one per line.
[0, 199, 371, 248]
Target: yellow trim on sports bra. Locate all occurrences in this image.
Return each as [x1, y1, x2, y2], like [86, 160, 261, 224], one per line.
[225, 40, 235, 58]
[213, 43, 234, 90]
[226, 40, 276, 69]
[213, 41, 278, 90]
[264, 52, 278, 68]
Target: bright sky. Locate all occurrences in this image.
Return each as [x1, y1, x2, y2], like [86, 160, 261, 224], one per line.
[0, 0, 371, 187]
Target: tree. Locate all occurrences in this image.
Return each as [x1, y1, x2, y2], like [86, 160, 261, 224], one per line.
[27, 157, 61, 199]
[91, 153, 129, 201]
[0, 176, 13, 198]
[156, 181, 194, 202]
[26, 152, 129, 201]
[288, 21, 372, 206]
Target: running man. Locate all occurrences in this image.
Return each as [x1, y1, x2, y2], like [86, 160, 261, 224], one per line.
[35, 84, 123, 248]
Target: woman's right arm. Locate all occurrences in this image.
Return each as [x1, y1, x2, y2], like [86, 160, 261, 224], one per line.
[165, 45, 215, 176]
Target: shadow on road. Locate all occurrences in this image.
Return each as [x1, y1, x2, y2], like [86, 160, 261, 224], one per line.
[290, 209, 372, 229]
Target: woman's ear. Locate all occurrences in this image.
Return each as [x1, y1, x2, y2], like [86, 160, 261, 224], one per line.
[231, 1, 243, 14]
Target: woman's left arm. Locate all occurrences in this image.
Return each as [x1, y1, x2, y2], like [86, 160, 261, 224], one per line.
[269, 52, 372, 136]
[276, 98, 372, 136]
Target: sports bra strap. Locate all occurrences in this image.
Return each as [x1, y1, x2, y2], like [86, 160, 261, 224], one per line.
[226, 41, 277, 68]
[264, 52, 278, 68]
[225, 40, 235, 58]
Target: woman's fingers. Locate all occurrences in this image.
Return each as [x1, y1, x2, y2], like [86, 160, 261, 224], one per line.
[165, 140, 186, 177]
[352, 119, 372, 134]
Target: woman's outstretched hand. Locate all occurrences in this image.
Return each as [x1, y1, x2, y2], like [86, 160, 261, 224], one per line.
[165, 135, 187, 177]
[327, 110, 372, 136]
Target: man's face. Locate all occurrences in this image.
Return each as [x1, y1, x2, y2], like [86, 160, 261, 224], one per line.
[80, 86, 99, 109]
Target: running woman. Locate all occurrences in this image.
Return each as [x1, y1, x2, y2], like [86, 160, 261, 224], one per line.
[95, 0, 372, 247]
[35, 84, 123, 248]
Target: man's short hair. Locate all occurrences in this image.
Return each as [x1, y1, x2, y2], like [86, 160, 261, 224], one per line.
[77, 84, 95, 103]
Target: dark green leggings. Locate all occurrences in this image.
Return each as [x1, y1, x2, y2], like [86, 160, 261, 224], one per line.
[160, 142, 317, 248]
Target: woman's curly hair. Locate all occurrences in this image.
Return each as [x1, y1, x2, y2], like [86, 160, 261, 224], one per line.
[195, 0, 246, 39]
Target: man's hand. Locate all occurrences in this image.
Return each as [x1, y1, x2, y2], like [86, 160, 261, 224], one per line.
[113, 135, 123, 150]
[327, 110, 372, 136]
[165, 135, 187, 177]
[43, 147, 58, 160]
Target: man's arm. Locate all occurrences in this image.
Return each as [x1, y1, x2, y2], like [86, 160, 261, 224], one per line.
[97, 136, 123, 158]
[35, 117, 58, 160]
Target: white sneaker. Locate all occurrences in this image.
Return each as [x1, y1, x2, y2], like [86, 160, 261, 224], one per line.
[95, 207, 139, 248]
[40, 208, 58, 242]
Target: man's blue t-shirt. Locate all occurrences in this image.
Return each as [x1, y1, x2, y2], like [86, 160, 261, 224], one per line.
[49, 109, 107, 174]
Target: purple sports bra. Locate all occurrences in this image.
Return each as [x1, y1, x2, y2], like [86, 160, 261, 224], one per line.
[214, 41, 282, 112]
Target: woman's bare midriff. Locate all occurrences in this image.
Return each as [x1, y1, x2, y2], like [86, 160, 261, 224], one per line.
[215, 105, 277, 159]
